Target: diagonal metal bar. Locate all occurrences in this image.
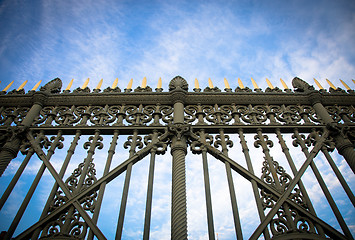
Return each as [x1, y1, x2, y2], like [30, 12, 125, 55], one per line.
[249, 129, 348, 240]
[15, 135, 155, 239]
[24, 132, 107, 240]
[205, 130, 348, 240]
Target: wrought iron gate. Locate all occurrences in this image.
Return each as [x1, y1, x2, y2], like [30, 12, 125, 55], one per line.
[0, 76, 354, 239]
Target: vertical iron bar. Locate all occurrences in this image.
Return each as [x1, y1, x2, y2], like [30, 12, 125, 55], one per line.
[200, 130, 215, 240]
[87, 130, 119, 240]
[219, 128, 243, 239]
[293, 129, 353, 239]
[115, 129, 138, 240]
[143, 131, 158, 240]
[238, 128, 270, 240]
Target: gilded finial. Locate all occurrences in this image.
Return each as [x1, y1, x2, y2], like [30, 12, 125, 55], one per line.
[280, 78, 288, 89]
[313, 78, 324, 89]
[195, 78, 200, 89]
[66, 79, 74, 90]
[127, 78, 133, 89]
[142, 77, 147, 88]
[112, 78, 118, 88]
[208, 78, 214, 88]
[2, 80, 14, 92]
[224, 78, 231, 89]
[96, 79, 103, 89]
[157, 77, 162, 89]
[238, 78, 244, 88]
[352, 79, 355, 85]
[340, 79, 350, 90]
[251, 77, 259, 89]
[326, 79, 336, 89]
[266, 78, 274, 89]
[31, 80, 42, 91]
[81, 78, 89, 89]
[17, 80, 28, 90]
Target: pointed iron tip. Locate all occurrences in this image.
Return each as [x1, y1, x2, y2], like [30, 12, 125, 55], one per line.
[238, 78, 244, 89]
[313, 78, 323, 89]
[280, 78, 288, 89]
[32, 80, 42, 91]
[157, 77, 162, 89]
[142, 77, 147, 88]
[2, 80, 14, 92]
[326, 78, 336, 89]
[339, 79, 350, 90]
[17, 80, 28, 90]
[266, 78, 274, 89]
[195, 78, 200, 89]
[251, 77, 259, 89]
[127, 78, 133, 89]
[208, 78, 214, 88]
[224, 78, 231, 89]
[66, 79, 74, 91]
[81, 78, 90, 89]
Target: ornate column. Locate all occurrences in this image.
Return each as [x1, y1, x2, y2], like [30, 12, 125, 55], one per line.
[0, 78, 62, 176]
[169, 76, 189, 240]
[292, 77, 355, 174]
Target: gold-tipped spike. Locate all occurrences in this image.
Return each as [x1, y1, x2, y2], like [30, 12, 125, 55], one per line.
[66, 79, 74, 90]
[352, 79, 355, 85]
[266, 78, 274, 89]
[195, 78, 200, 89]
[251, 77, 259, 89]
[2, 80, 14, 91]
[280, 78, 288, 89]
[81, 78, 90, 89]
[95, 79, 103, 89]
[142, 77, 147, 88]
[238, 78, 244, 88]
[157, 77, 162, 89]
[112, 78, 118, 88]
[340, 79, 350, 90]
[31, 80, 42, 91]
[313, 78, 324, 89]
[17, 80, 28, 90]
[326, 79, 336, 89]
[224, 78, 231, 89]
[127, 78, 133, 89]
[208, 78, 214, 88]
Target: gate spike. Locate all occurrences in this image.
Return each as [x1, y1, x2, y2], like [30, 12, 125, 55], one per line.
[352, 79, 355, 85]
[266, 78, 274, 89]
[326, 79, 336, 89]
[208, 78, 214, 88]
[66, 79, 74, 90]
[157, 77, 162, 89]
[195, 78, 200, 89]
[314, 78, 324, 89]
[81, 78, 89, 89]
[112, 78, 118, 88]
[224, 78, 231, 89]
[142, 77, 147, 88]
[251, 77, 259, 89]
[31, 80, 42, 91]
[127, 78, 133, 89]
[280, 78, 288, 89]
[2, 80, 14, 91]
[340, 79, 350, 90]
[17, 80, 28, 90]
[238, 78, 244, 88]
[96, 79, 103, 89]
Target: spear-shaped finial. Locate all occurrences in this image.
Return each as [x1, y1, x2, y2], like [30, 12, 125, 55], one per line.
[127, 78, 133, 89]
[340, 79, 351, 90]
[95, 79, 103, 89]
[66, 79, 74, 90]
[195, 78, 200, 89]
[266, 78, 274, 89]
[208, 78, 214, 88]
[326, 79, 336, 89]
[238, 78, 244, 88]
[224, 78, 231, 89]
[112, 78, 118, 88]
[142, 77, 147, 88]
[352, 79, 355, 85]
[81, 78, 89, 89]
[2, 80, 14, 91]
[31, 80, 42, 91]
[17, 80, 28, 90]
[251, 77, 259, 89]
[313, 78, 324, 89]
[157, 77, 162, 89]
[280, 78, 288, 89]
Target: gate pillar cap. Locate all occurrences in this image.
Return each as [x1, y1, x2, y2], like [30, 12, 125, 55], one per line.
[169, 76, 188, 92]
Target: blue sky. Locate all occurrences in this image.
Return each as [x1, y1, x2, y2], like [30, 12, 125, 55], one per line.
[0, 0, 354, 239]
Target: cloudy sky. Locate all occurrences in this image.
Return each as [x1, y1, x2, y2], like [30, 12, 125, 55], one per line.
[0, 0, 354, 239]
